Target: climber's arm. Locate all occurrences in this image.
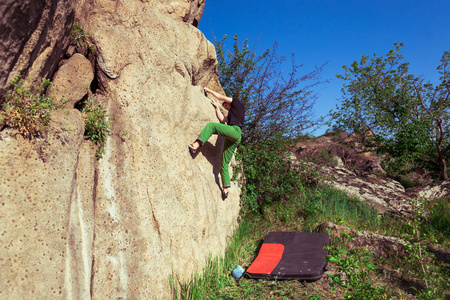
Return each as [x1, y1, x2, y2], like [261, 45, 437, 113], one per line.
[210, 99, 228, 123]
[204, 87, 233, 103]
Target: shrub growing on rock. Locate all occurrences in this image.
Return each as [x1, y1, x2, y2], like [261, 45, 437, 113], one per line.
[81, 97, 111, 157]
[0, 76, 56, 138]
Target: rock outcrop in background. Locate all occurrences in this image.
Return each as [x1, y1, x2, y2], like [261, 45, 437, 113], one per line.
[293, 133, 413, 216]
[0, 0, 240, 299]
[293, 133, 446, 217]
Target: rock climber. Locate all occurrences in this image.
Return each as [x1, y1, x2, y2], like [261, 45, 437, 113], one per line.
[189, 87, 245, 199]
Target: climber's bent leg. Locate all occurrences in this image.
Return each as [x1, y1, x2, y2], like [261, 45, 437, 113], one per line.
[197, 122, 241, 145]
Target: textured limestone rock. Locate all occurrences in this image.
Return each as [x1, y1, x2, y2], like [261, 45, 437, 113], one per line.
[0, 109, 85, 299]
[145, 0, 206, 27]
[0, 0, 75, 99]
[47, 53, 94, 107]
[321, 164, 410, 215]
[75, 0, 205, 30]
[80, 5, 239, 297]
[1, 1, 239, 299]
[417, 180, 450, 201]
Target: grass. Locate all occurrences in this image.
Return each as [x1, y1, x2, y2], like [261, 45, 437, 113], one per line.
[425, 197, 450, 242]
[172, 184, 450, 299]
[263, 185, 396, 235]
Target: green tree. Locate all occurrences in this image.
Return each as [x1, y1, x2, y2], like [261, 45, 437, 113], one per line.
[215, 35, 325, 144]
[214, 35, 326, 214]
[331, 43, 450, 179]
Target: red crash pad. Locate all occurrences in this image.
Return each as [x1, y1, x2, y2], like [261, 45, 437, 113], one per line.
[246, 232, 331, 281]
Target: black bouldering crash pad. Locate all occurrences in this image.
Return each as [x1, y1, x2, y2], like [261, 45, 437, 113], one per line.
[246, 232, 331, 281]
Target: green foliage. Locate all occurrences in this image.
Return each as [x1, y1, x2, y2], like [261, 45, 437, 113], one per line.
[425, 197, 450, 240]
[332, 43, 450, 179]
[81, 97, 111, 157]
[215, 35, 325, 144]
[173, 181, 450, 299]
[234, 133, 303, 214]
[400, 198, 450, 299]
[1, 76, 56, 138]
[171, 216, 261, 299]
[328, 246, 387, 299]
[71, 23, 95, 51]
[216, 34, 327, 215]
[326, 197, 450, 300]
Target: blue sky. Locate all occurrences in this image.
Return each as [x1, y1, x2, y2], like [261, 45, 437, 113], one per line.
[198, 0, 450, 135]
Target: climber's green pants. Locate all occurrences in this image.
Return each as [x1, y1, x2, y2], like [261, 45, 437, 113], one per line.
[197, 122, 242, 188]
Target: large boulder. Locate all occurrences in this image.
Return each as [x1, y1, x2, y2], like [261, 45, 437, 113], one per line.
[47, 53, 94, 107]
[79, 5, 239, 297]
[416, 180, 450, 201]
[1, 0, 240, 299]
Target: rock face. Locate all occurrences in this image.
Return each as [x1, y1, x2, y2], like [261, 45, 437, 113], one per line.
[0, 109, 86, 299]
[417, 180, 450, 201]
[146, 0, 206, 27]
[0, 1, 239, 299]
[293, 134, 413, 216]
[317, 222, 407, 257]
[0, 0, 75, 99]
[293, 133, 450, 217]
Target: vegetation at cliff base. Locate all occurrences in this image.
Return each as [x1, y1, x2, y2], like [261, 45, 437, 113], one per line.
[173, 184, 449, 299]
[235, 132, 303, 215]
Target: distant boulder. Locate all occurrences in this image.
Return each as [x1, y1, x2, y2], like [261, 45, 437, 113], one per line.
[317, 222, 407, 257]
[292, 134, 412, 216]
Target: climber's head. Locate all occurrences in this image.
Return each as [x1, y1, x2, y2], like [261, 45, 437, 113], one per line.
[223, 102, 231, 111]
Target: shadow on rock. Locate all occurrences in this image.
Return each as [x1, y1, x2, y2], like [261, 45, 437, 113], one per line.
[190, 137, 224, 193]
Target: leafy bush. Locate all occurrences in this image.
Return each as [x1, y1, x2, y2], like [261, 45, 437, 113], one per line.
[1, 76, 56, 138]
[332, 44, 450, 180]
[328, 246, 387, 299]
[400, 198, 450, 299]
[81, 97, 111, 157]
[235, 133, 303, 214]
